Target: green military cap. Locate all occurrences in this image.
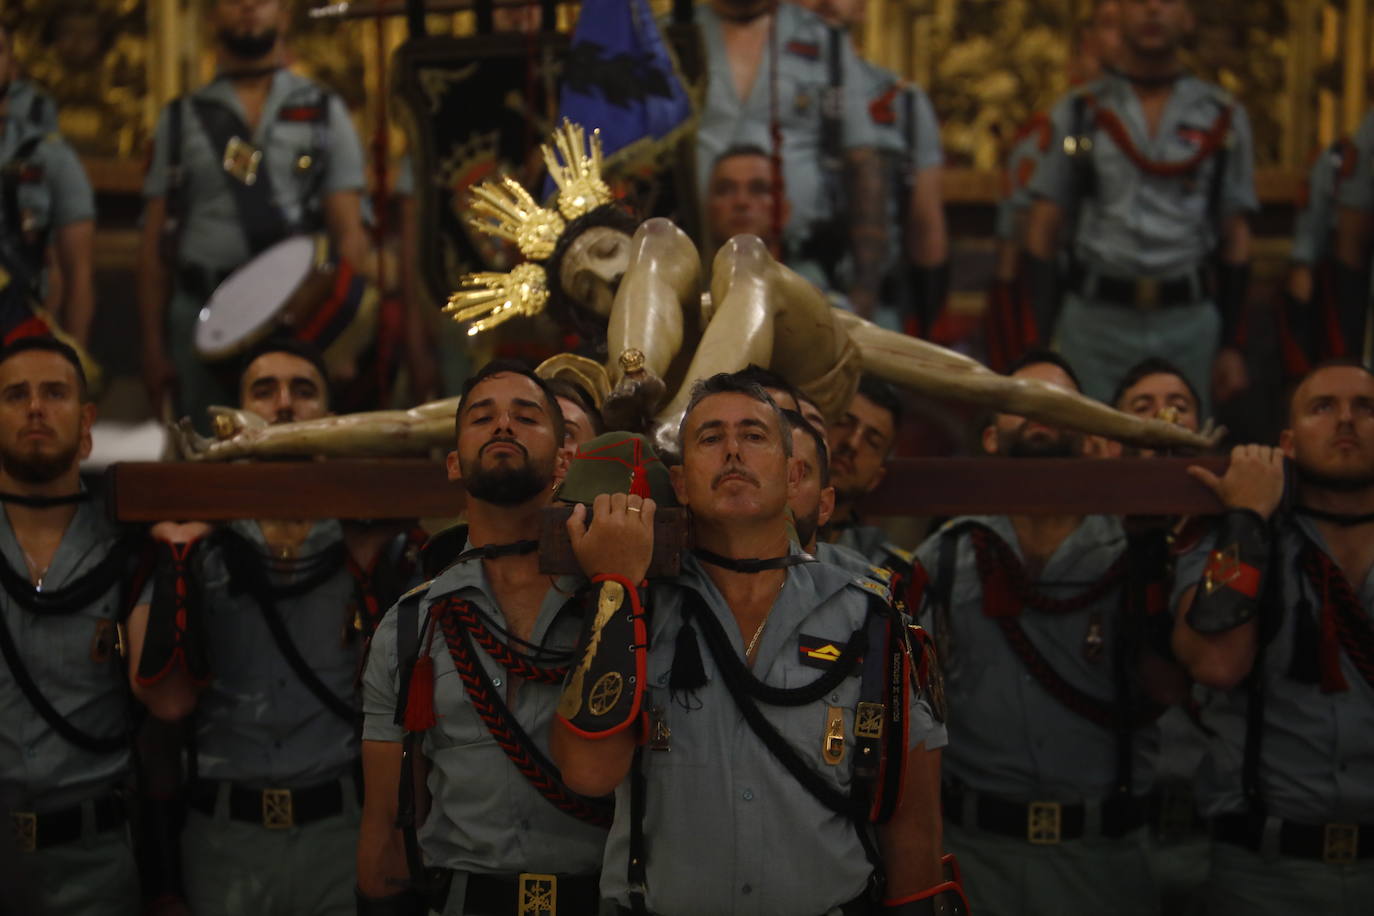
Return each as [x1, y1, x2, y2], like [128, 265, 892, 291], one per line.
[560, 432, 678, 506]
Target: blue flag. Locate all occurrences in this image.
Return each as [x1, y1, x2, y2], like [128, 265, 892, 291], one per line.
[554, 0, 694, 175]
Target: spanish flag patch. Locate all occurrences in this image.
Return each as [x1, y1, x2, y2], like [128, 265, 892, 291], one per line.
[798, 634, 847, 670]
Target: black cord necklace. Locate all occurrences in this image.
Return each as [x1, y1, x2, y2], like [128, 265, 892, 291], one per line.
[455, 540, 541, 564]
[693, 548, 815, 574]
[0, 491, 89, 508]
[1295, 505, 1374, 527]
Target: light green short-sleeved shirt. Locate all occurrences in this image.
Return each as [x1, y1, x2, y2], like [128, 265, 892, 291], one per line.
[194, 520, 361, 788]
[914, 514, 1161, 802]
[598, 552, 937, 914]
[143, 69, 365, 274]
[0, 496, 139, 812]
[1173, 516, 1374, 824]
[694, 3, 878, 247]
[362, 551, 607, 880]
[1029, 73, 1258, 278]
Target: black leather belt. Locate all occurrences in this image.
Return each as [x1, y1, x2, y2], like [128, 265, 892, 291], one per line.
[1214, 813, 1374, 864]
[942, 785, 1147, 842]
[9, 794, 126, 852]
[613, 894, 870, 916]
[189, 777, 357, 829]
[427, 869, 600, 916]
[1077, 270, 1206, 310]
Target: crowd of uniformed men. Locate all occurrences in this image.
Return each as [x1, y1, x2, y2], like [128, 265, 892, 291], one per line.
[2, 0, 1374, 914]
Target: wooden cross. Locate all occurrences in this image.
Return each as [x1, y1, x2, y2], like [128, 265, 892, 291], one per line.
[106, 456, 1230, 521]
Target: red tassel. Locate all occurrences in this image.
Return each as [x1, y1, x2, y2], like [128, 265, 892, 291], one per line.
[403, 655, 437, 730]
[630, 464, 650, 498]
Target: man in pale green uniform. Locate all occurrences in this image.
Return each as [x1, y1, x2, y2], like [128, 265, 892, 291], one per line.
[1172, 364, 1374, 915]
[138, 0, 368, 433]
[358, 361, 609, 915]
[1025, 0, 1256, 414]
[0, 338, 146, 916]
[913, 352, 1171, 916]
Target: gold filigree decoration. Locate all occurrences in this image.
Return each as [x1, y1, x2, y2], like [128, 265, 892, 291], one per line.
[543, 120, 612, 221]
[450, 120, 614, 336]
[468, 176, 567, 261]
[445, 262, 550, 336]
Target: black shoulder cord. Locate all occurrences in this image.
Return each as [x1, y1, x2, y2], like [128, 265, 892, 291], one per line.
[627, 591, 877, 914]
[216, 529, 355, 723]
[0, 533, 138, 615]
[684, 588, 873, 812]
[0, 604, 132, 753]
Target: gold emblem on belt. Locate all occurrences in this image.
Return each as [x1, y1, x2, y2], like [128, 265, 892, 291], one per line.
[518, 872, 557, 916]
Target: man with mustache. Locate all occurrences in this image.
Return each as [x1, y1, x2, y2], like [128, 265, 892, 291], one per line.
[911, 349, 1170, 915]
[138, 0, 368, 432]
[0, 338, 145, 915]
[357, 360, 611, 916]
[552, 371, 962, 914]
[1172, 361, 1374, 912]
[128, 338, 424, 916]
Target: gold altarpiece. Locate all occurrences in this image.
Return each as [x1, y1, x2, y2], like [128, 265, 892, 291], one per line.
[10, 1, 1372, 192]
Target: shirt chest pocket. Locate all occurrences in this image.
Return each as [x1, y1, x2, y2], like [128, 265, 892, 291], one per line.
[262, 121, 322, 199]
[54, 600, 123, 683]
[774, 660, 862, 787]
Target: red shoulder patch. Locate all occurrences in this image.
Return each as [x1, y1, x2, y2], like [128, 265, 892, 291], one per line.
[869, 85, 901, 126]
[279, 105, 324, 123]
[784, 40, 819, 60]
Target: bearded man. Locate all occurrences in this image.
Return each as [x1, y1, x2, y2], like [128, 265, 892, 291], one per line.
[356, 360, 611, 916]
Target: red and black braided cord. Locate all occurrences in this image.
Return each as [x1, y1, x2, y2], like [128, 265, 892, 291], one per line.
[969, 526, 1157, 729]
[1299, 544, 1374, 693]
[443, 596, 570, 685]
[434, 600, 612, 828]
[970, 526, 1127, 615]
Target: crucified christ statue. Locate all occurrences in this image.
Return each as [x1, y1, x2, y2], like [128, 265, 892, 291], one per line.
[178, 123, 1214, 462]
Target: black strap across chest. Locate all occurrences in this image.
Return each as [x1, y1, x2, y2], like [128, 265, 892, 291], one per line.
[215, 528, 354, 722]
[0, 530, 145, 754]
[190, 95, 292, 257]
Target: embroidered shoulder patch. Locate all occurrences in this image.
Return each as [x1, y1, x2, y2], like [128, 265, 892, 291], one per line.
[854, 576, 892, 602]
[784, 40, 819, 60]
[279, 105, 324, 123]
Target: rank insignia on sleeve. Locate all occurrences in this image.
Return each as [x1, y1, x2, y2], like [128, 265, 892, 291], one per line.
[798, 634, 846, 670]
[855, 576, 891, 602]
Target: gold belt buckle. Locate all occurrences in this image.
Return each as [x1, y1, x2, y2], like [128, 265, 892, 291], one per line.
[517, 873, 557, 916]
[12, 812, 36, 852]
[223, 136, 263, 186]
[1135, 277, 1161, 310]
[1028, 801, 1062, 845]
[261, 789, 293, 830]
[1323, 823, 1359, 865]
